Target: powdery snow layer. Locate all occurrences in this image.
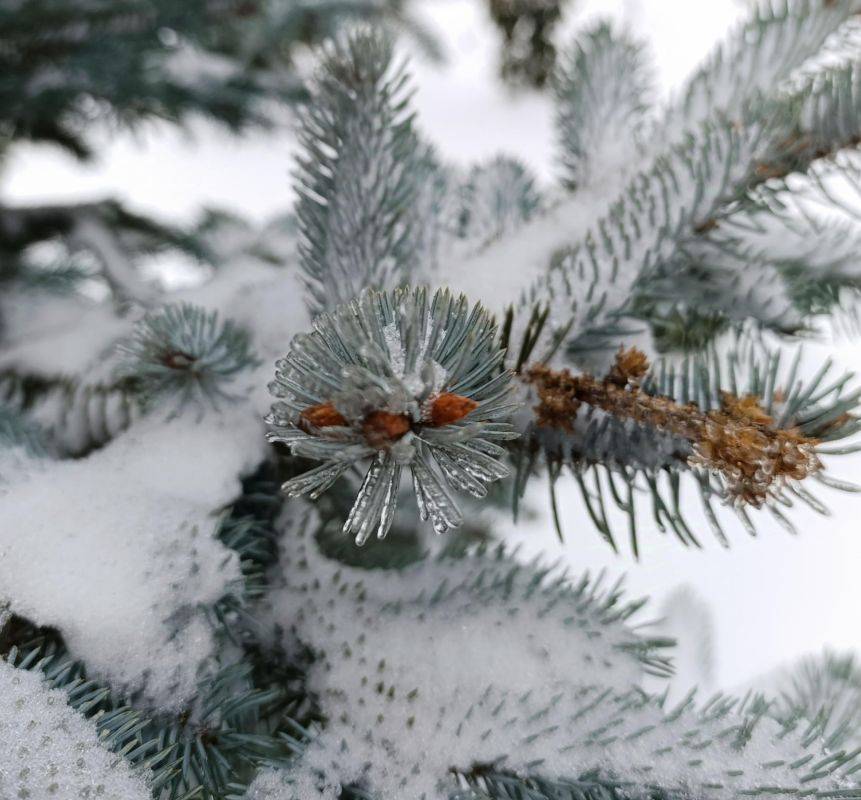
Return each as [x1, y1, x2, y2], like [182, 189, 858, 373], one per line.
[258, 506, 657, 799]
[0, 407, 266, 711]
[251, 687, 861, 800]
[0, 660, 150, 800]
[251, 508, 861, 800]
[434, 186, 622, 321]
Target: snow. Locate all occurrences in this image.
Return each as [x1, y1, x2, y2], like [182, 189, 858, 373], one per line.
[651, 585, 716, 702]
[178, 261, 309, 368]
[260, 506, 655, 798]
[0, 660, 151, 800]
[434, 185, 622, 320]
[722, 208, 861, 285]
[0, 258, 308, 460]
[0, 406, 267, 710]
[0, 293, 131, 378]
[1, 5, 860, 798]
[658, 0, 859, 146]
[71, 215, 160, 305]
[251, 508, 858, 800]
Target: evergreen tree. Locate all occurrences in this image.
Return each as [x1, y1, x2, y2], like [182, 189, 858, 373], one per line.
[1, 5, 861, 800]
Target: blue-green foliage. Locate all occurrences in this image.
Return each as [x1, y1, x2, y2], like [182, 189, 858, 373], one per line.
[0, 404, 47, 456]
[772, 650, 861, 753]
[0, 0, 429, 161]
[515, 333, 861, 555]
[524, 1, 861, 366]
[295, 29, 423, 317]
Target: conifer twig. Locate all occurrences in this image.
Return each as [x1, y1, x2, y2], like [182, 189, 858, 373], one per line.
[525, 348, 822, 506]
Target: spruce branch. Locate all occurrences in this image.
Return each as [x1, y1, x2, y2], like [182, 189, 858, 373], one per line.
[661, 0, 861, 143]
[771, 650, 861, 753]
[295, 28, 423, 317]
[0, 403, 48, 457]
[451, 679, 861, 800]
[487, 0, 566, 89]
[510, 332, 861, 552]
[0, 370, 140, 457]
[632, 60, 861, 350]
[526, 349, 821, 508]
[525, 54, 861, 366]
[1, 621, 307, 800]
[0, 199, 200, 305]
[0, 467, 306, 799]
[554, 21, 652, 191]
[0, 0, 379, 160]
[633, 207, 861, 350]
[117, 303, 259, 410]
[456, 156, 544, 251]
[266, 287, 519, 542]
[521, 115, 771, 364]
[252, 520, 860, 800]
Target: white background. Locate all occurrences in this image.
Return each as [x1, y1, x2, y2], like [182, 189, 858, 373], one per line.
[5, 0, 860, 693]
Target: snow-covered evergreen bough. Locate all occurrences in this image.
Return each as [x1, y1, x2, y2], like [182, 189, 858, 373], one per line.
[2, 3, 861, 799]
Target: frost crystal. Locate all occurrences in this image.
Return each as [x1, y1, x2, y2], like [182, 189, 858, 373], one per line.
[266, 288, 519, 543]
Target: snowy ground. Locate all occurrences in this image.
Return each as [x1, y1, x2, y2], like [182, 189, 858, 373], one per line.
[4, 0, 860, 695]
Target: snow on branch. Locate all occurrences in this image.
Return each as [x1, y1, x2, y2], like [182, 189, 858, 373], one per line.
[70, 214, 160, 306]
[117, 302, 259, 410]
[250, 507, 669, 799]
[0, 199, 198, 305]
[524, 55, 861, 368]
[438, 3, 861, 349]
[635, 206, 861, 347]
[521, 116, 768, 366]
[768, 650, 861, 753]
[0, 408, 266, 710]
[662, 0, 860, 143]
[0, 660, 151, 799]
[455, 156, 544, 252]
[246, 514, 860, 800]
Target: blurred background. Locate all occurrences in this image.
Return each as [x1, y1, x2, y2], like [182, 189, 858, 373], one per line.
[4, 0, 859, 697]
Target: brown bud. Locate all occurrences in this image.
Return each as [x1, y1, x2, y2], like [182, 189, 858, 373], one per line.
[427, 393, 479, 427]
[362, 410, 411, 449]
[606, 346, 649, 387]
[300, 402, 348, 429]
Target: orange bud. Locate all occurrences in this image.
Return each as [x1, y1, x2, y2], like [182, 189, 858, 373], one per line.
[362, 410, 411, 449]
[428, 393, 478, 427]
[300, 402, 348, 429]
